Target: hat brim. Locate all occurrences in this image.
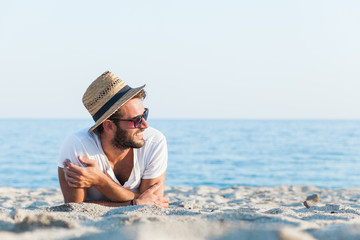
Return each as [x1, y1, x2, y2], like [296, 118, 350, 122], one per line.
[88, 85, 146, 133]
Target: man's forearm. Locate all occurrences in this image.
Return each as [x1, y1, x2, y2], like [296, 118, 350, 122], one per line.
[62, 161, 140, 202]
[94, 174, 140, 201]
[59, 167, 87, 203]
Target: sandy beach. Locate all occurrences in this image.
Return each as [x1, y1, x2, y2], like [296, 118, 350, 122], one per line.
[1, 186, 360, 240]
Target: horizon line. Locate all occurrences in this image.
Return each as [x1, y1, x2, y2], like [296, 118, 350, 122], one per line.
[1, 118, 360, 121]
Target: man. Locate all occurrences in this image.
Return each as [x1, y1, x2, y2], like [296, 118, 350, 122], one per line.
[58, 71, 169, 208]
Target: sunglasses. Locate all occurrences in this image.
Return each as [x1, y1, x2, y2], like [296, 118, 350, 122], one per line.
[114, 108, 149, 128]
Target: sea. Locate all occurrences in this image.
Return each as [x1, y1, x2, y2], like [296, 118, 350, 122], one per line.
[1, 119, 360, 189]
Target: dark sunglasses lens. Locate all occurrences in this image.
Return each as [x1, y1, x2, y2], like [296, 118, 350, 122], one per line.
[134, 109, 149, 128]
[134, 116, 142, 128]
[144, 108, 149, 120]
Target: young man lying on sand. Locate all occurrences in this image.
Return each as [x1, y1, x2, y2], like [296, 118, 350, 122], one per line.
[57, 71, 169, 208]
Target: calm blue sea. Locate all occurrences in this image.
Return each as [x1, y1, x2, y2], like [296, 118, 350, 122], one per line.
[1, 119, 360, 189]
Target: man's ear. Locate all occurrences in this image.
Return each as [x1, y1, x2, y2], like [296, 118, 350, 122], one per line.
[103, 120, 116, 135]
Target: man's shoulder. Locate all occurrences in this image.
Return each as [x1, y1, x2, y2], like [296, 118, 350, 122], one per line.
[143, 127, 166, 144]
[63, 128, 99, 145]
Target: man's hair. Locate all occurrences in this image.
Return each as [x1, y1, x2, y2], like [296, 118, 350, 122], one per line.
[95, 89, 147, 134]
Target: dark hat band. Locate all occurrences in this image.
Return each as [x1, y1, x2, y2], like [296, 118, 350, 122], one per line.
[92, 85, 131, 122]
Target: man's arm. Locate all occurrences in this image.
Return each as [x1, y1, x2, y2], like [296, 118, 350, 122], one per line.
[62, 157, 137, 202]
[61, 156, 169, 207]
[135, 172, 168, 206]
[58, 167, 87, 203]
[139, 171, 166, 195]
[60, 165, 167, 207]
[138, 131, 167, 197]
[88, 183, 168, 207]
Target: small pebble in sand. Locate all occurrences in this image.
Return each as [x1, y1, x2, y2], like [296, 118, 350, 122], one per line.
[306, 194, 320, 202]
[303, 194, 320, 208]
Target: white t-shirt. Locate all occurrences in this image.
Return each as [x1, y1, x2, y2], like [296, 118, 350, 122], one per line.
[58, 127, 168, 201]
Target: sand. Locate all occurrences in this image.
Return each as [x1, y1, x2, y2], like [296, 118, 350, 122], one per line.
[1, 186, 360, 240]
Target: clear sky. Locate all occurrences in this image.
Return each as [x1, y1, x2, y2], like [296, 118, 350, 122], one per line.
[1, 0, 360, 119]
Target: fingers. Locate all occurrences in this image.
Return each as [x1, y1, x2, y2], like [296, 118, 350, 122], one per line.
[64, 171, 80, 187]
[64, 171, 80, 182]
[66, 179, 79, 187]
[63, 160, 83, 174]
[136, 183, 169, 208]
[145, 183, 161, 194]
[149, 197, 169, 208]
[156, 195, 169, 208]
[63, 159, 71, 168]
[63, 160, 84, 187]
[157, 201, 169, 208]
[77, 155, 93, 166]
[159, 195, 170, 203]
[64, 173, 88, 188]
[64, 172, 77, 181]
[64, 170, 82, 187]
[156, 195, 170, 208]
[67, 181, 80, 188]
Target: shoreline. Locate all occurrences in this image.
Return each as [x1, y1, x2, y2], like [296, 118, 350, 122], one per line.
[1, 186, 360, 239]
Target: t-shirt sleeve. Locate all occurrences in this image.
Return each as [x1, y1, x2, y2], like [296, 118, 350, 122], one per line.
[57, 134, 88, 168]
[142, 136, 168, 179]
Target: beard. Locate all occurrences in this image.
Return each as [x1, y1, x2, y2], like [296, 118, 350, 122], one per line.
[111, 125, 145, 150]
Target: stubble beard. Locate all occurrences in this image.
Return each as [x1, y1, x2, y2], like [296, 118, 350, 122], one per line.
[111, 125, 145, 150]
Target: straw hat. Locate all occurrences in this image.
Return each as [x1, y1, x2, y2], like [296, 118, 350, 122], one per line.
[82, 71, 145, 132]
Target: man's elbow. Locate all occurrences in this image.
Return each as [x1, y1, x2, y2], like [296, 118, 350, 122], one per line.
[61, 189, 87, 203]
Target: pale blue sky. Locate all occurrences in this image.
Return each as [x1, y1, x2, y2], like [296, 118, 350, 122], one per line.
[1, 0, 360, 119]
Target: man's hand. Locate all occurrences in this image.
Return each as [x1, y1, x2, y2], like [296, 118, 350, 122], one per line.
[135, 183, 170, 208]
[63, 156, 103, 188]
